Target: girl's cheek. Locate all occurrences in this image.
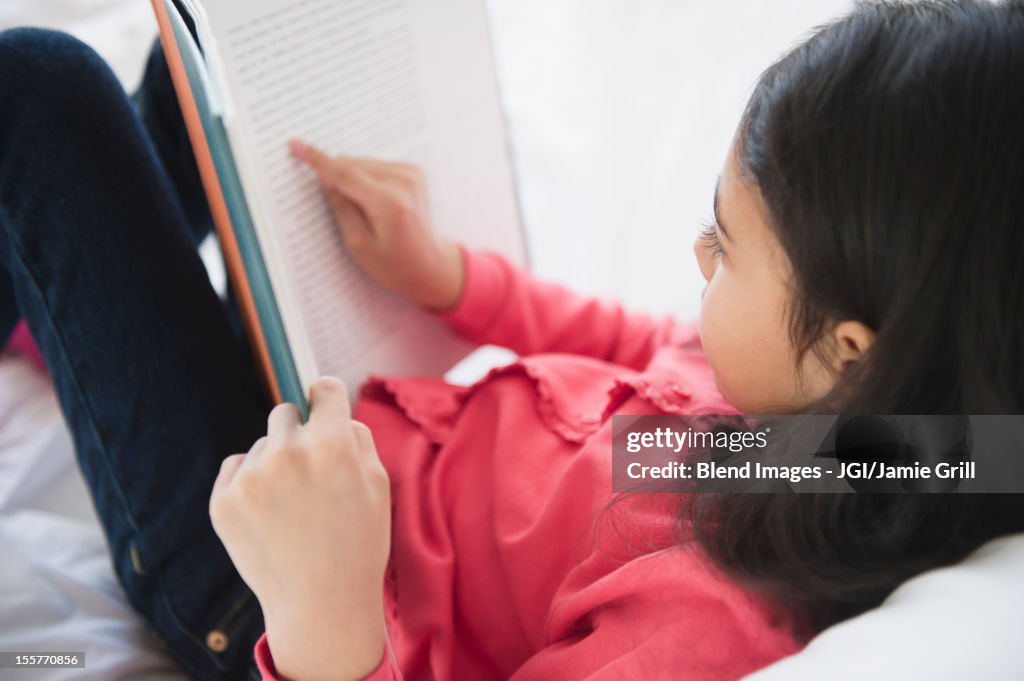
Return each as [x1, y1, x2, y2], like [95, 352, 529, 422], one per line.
[698, 271, 769, 412]
[698, 278, 737, 398]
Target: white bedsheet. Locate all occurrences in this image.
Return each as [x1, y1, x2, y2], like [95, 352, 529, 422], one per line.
[0, 352, 187, 680]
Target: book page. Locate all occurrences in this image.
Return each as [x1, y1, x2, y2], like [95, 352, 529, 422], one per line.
[198, 0, 526, 394]
[219, 0, 418, 387]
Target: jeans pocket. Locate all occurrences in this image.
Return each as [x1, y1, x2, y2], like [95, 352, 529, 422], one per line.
[203, 583, 258, 654]
[126, 538, 265, 681]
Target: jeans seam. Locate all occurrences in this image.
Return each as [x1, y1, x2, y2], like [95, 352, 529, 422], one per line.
[215, 585, 255, 637]
[6, 228, 145, 538]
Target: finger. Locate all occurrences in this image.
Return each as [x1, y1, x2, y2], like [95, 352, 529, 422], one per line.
[306, 376, 353, 441]
[267, 402, 302, 442]
[290, 139, 412, 179]
[246, 435, 269, 459]
[338, 156, 423, 184]
[290, 139, 386, 215]
[211, 453, 246, 500]
[350, 420, 378, 460]
[326, 190, 374, 251]
[289, 138, 331, 171]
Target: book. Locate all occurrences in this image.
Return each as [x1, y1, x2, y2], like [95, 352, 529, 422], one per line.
[150, 0, 529, 419]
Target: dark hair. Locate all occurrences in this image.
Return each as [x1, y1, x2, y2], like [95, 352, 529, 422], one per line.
[685, 0, 1024, 634]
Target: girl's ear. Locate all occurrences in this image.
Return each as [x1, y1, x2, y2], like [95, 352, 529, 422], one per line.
[831, 320, 876, 374]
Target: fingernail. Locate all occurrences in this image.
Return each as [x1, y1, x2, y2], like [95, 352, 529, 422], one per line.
[289, 139, 306, 157]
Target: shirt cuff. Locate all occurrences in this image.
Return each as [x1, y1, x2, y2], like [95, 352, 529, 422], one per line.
[254, 632, 398, 681]
[432, 244, 509, 339]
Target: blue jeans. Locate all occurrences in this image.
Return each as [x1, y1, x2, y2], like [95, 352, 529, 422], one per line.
[0, 28, 271, 681]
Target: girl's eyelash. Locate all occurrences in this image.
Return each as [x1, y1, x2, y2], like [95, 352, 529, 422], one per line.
[698, 217, 725, 257]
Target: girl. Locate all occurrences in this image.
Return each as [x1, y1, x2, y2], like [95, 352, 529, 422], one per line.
[1, 1, 1022, 680]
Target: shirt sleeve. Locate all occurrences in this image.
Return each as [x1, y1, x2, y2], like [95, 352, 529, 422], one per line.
[254, 633, 403, 681]
[434, 244, 700, 370]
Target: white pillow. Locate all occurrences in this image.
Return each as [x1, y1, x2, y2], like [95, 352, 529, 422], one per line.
[743, 532, 1024, 681]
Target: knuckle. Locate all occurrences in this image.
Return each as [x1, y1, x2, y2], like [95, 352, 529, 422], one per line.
[389, 195, 417, 225]
[304, 427, 340, 453]
[365, 463, 391, 501]
[351, 420, 372, 438]
[275, 441, 309, 460]
[208, 493, 228, 522]
[311, 378, 352, 415]
[220, 452, 244, 470]
[313, 375, 347, 394]
[351, 420, 376, 450]
[268, 402, 297, 424]
[398, 194, 417, 214]
[367, 461, 390, 486]
[233, 465, 269, 499]
[396, 172, 416, 191]
[403, 166, 425, 189]
[209, 489, 238, 525]
[275, 401, 298, 415]
[233, 471, 258, 497]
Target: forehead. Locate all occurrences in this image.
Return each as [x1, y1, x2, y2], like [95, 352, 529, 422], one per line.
[718, 140, 789, 266]
[720, 144, 770, 241]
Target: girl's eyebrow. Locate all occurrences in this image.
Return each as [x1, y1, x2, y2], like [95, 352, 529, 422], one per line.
[713, 177, 733, 242]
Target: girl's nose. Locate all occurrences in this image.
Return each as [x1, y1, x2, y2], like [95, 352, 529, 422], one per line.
[693, 236, 714, 282]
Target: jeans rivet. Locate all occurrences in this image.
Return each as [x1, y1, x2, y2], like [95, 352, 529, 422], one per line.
[129, 543, 146, 575]
[206, 629, 229, 652]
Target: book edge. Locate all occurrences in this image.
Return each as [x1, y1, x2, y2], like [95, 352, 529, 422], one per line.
[151, 0, 285, 408]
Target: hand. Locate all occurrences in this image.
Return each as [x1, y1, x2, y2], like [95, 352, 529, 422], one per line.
[290, 139, 465, 312]
[209, 376, 390, 681]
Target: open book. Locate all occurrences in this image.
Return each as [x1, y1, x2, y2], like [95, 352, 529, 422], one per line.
[151, 0, 528, 418]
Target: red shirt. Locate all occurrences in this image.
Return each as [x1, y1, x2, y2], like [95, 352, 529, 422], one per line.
[255, 247, 803, 680]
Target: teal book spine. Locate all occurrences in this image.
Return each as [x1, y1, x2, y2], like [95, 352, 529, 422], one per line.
[159, 0, 309, 419]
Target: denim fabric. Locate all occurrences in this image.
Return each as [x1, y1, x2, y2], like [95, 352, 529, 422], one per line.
[0, 28, 272, 681]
